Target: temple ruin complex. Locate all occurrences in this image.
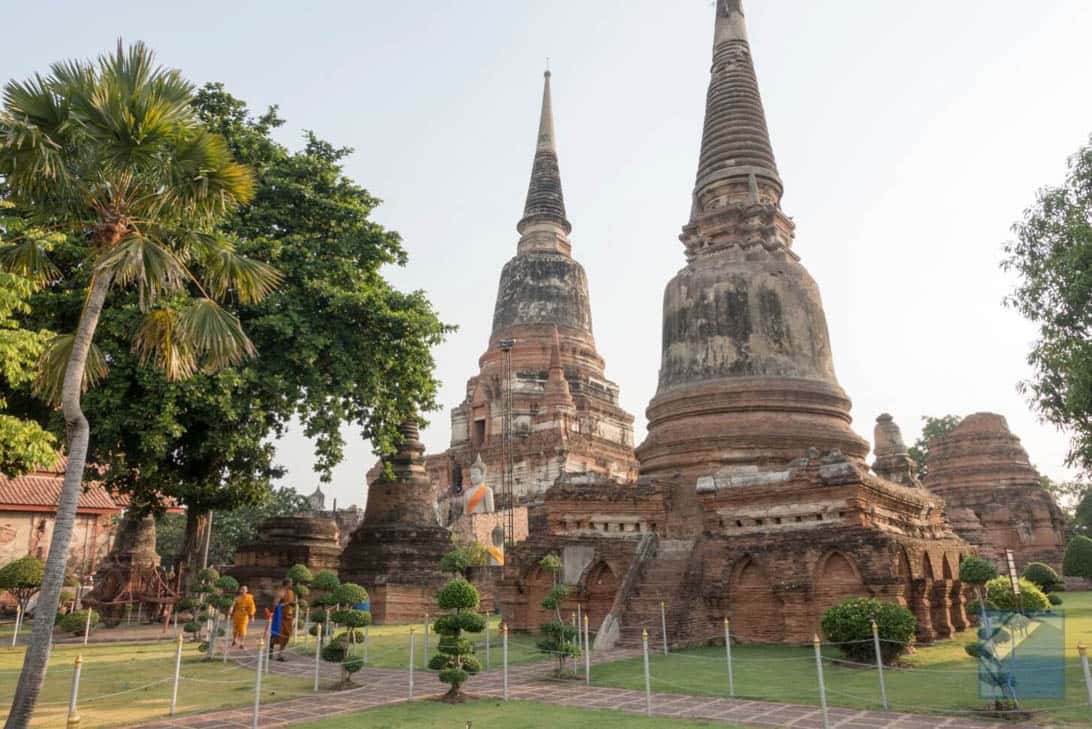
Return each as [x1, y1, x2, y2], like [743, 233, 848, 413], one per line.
[498, 0, 972, 646]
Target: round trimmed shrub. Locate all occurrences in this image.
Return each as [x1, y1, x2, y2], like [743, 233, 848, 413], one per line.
[1048, 593, 1063, 606]
[820, 597, 917, 665]
[1022, 562, 1061, 592]
[985, 576, 1049, 612]
[286, 564, 313, 586]
[959, 556, 998, 586]
[214, 575, 239, 594]
[331, 608, 371, 628]
[183, 620, 202, 634]
[311, 570, 340, 593]
[1063, 536, 1092, 579]
[437, 579, 479, 611]
[59, 610, 99, 636]
[177, 596, 198, 612]
[195, 568, 219, 583]
[331, 582, 368, 607]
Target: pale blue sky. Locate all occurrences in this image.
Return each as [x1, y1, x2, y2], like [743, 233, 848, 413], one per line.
[5, 1, 1091, 507]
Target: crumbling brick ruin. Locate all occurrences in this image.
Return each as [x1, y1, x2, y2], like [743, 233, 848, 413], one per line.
[425, 70, 638, 537]
[924, 413, 1066, 571]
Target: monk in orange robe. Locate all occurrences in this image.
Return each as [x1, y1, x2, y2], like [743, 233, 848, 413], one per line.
[271, 578, 296, 660]
[230, 586, 256, 648]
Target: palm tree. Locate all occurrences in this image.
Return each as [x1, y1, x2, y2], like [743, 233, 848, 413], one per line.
[0, 41, 278, 728]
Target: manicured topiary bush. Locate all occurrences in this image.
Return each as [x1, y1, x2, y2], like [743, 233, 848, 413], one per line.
[1048, 593, 1063, 606]
[966, 598, 998, 616]
[1022, 562, 1061, 592]
[1063, 536, 1092, 579]
[0, 556, 45, 613]
[59, 609, 99, 636]
[214, 575, 239, 595]
[985, 576, 1049, 612]
[820, 597, 917, 665]
[286, 564, 313, 586]
[432, 578, 484, 702]
[319, 583, 370, 686]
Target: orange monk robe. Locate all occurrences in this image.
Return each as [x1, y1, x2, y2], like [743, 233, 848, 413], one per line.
[231, 593, 256, 640]
[273, 588, 296, 648]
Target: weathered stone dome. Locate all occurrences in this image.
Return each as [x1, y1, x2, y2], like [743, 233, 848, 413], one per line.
[637, 0, 867, 478]
[491, 252, 593, 338]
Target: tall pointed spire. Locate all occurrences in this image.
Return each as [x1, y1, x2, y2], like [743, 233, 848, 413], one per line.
[693, 0, 781, 216]
[518, 70, 571, 236]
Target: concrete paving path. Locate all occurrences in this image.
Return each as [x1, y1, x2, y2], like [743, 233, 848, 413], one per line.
[135, 646, 1040, 729]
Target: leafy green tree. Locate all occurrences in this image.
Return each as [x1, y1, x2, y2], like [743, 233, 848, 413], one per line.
[0, 557, 44, 613]
[5, 83, 452, 574]
[0, 45, 271, 726]
[0, 206, 54, 476]
[1063, 535, 1092, 579]
[536, 553, 579, 676]
[430, 578, 484, 702]
[907, 415, 962, 480]
[1072, 488, 1092, 535]
[1003, 137, 1092, 475]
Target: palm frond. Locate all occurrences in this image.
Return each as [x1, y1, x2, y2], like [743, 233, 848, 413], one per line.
[33, 333, 109, 405]
[179, 297, 256, 373]
[94, 234, 186, 308]
[159, 129, 254, 220]
[132, 308, 197, 381]
[0, 239, 60, 285]
[70, 40, 195, 173]
[201, 245, 281, 304]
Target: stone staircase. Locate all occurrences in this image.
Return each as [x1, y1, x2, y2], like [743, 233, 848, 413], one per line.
[617, 538, 695, 648]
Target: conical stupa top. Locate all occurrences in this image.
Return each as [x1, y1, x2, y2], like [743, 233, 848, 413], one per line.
[518, 70, 571, 235]
[693, 0, 782, 210]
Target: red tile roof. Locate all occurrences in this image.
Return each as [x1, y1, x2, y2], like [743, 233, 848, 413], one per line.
[0, 457, 120, 513]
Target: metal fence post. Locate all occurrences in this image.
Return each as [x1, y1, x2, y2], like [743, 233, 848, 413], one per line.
[304, 607, 311, 651]
[423, 614, 429, 666]
[252, 639, 264, 729]
[724, 618, 734, 698]
[485, 618, 491, 670]
[642, 629, 652, 717]
[314, 624, 323, 692]
[11, 604, 20, 647]
[408, 628, 416, 700]
[170, 633, 183, 716]
[363, 623, 369, 664]
[660, 601, 668, 655]
[871, 619, 888, 712]
[1080, 643, 1092, 713]
[66, 655, 83, 729]
[223, 629, 229, 665]
[576, 603, 582, 642]
[82, 608, 92, 647]
[813, 634, 830, 729]
[502, 623, 509, 701]
[584, 614, 591, 685]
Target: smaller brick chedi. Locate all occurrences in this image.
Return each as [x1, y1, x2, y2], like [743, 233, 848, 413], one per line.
[923, 413, 1066, 570]
[230, 514, 342, 608]
[499, 0, 972, 647]
[426, 70, 638, 524]
[340, 421, 451, 623]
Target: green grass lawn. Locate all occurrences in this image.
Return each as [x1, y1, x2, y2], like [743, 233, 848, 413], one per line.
[287, 699, 744, 728]
[319, 616, 546, 670]
[0, 639, 314, 728]
[590, 591, 1092, 726]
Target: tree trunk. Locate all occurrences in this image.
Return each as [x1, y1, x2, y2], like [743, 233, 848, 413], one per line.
[178, 508, 211, 592]
[5, 273, 112, 729]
